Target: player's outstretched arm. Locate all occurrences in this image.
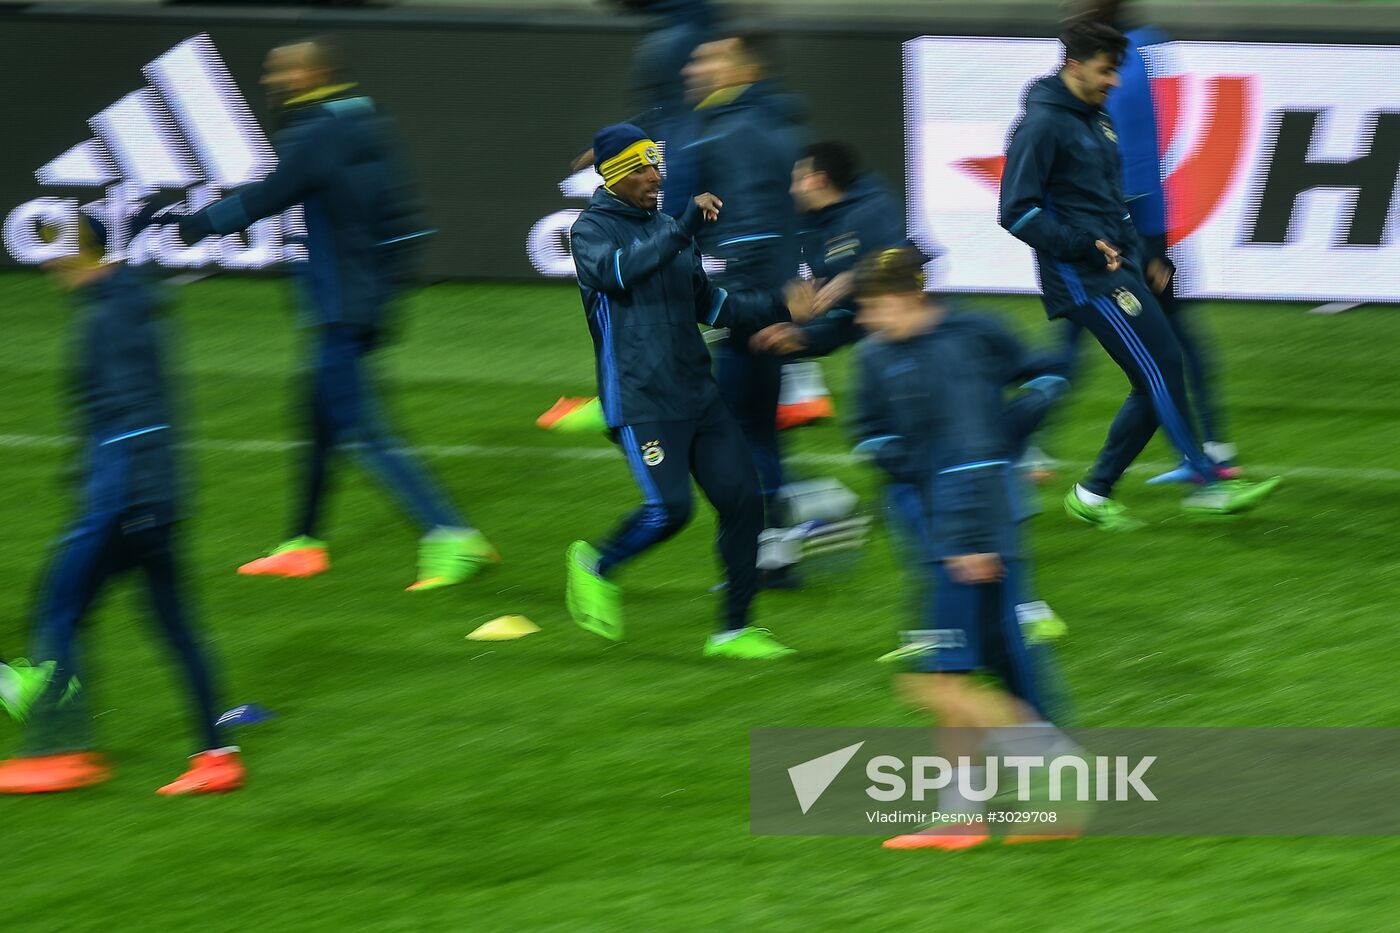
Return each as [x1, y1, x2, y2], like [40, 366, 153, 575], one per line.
[179, 123, 323, 243]
[688, 246, 791, 331]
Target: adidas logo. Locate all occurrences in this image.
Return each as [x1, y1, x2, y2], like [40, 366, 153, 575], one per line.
[3, 33, 304, 271]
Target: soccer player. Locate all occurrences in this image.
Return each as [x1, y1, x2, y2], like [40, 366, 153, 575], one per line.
[753, 141, 910, 362]
[0, 214, 242, 796]
[847, 248, 1075, 850]
[565, 123, 800, 659]
[1074, 0, 1240, 483]
[677, 32, 807, 550]
[999, 22, 1278, 528]
[174, 38, 494, 591]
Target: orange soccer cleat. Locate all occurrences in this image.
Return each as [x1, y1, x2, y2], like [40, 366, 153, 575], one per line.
[776, 397, 835, 431]
[882, 826, 992, 851]
[158, 749, 245, 796]
[536, 396, 606, 434]
[237, 537, 330, 579]
[0, 752, 112, 794]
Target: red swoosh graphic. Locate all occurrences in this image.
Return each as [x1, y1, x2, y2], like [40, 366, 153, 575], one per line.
[1162, 76, 1254, 245]
[950, 75, 1254, 248]
[1151, 75, 1184, 159]
[954, 155, 1005, 189]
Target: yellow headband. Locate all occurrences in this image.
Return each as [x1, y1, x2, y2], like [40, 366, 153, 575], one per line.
[600, 138, 662, 189]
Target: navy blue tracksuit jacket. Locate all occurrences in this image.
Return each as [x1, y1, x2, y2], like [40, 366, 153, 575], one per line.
[673, 82, 806, 292]
[570, 188, 788, 429]
[72, 264, 180, 523]
[999, 74, 1145, 314]
[795, 173, 907, 356]
[181, 87, 429, 333]
[852, 313, 1058, 560]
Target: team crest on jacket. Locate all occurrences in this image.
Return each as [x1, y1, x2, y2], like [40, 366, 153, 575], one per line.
[642, 440, 665, 466]
[1113, 287, 1142, 317]
[1099, 120, 1119, 145]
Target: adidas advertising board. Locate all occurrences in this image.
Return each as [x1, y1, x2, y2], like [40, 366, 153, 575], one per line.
[3, 27, 1399, 301]
[4, 34, 304, 271]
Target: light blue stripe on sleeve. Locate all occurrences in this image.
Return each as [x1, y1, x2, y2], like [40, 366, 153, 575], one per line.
[1008, 207, 1042, 235]
[706, 288, 728, 325]
[614, 249, 625, 290]
[717, 233, 780, 247]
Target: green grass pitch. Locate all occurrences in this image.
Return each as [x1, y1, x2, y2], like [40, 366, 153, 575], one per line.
[1, 269, 1398, 930]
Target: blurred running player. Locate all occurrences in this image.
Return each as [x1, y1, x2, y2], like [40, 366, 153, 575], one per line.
[676, 31, 808, 559]
[175, 38, 494, 590]
[775, 141, 908, 428]
[1071, 0, 1241, 484]
[847, 248, 1075, 850]
[999, 22, 1278, 528]
[0, 214, 242, 796]
[565, 123, 803, 658]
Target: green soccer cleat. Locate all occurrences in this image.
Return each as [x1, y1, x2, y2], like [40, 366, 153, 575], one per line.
[566, 541, 624, 641]
[1026, 611, 1068, 645]
[0, 659, 56, 724]
[408, 528, 499, 592]
[1017, 601, 1068, 645]
[703, 627, 796, 660]
[1182, 476, 1283, 517]
[1063, 488, 1145, 532]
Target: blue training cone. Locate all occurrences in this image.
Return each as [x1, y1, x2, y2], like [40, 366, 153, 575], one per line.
[217, 703, 276, 728]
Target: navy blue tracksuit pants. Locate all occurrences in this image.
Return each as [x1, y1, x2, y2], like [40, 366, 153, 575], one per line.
[884, 483, 1053, 721]
[1059, 238, 1227, 454]
[595, 397, 763, 631]
[1061, 277, 1216, 496]
[296, 325, 465, 538]
[30, 492, 223, 755]
[714, 342, 785, 526]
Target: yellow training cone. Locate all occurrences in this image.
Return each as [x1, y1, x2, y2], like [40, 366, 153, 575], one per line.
[466, 615, 541, 641]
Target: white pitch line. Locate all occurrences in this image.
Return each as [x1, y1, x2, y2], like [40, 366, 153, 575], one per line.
[0, 433, 1395, 482]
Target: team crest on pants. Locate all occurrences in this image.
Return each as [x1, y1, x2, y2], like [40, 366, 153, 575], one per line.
[1113, 287, 1142, 317]
[642, 440, 664, 467]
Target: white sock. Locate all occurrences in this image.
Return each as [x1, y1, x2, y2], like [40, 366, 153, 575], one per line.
[1075, 484, 1107, 507]
[708, 629, 747, 645]
[1015, 601, 1053, 625]
[940, 766, 989, 816]
[423, 525, 473, 541]
[984, 721, 1079, 760]
[1204, 441, 1237, 464]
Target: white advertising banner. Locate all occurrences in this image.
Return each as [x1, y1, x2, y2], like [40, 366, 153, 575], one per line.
[906, 37, 1400, 301]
